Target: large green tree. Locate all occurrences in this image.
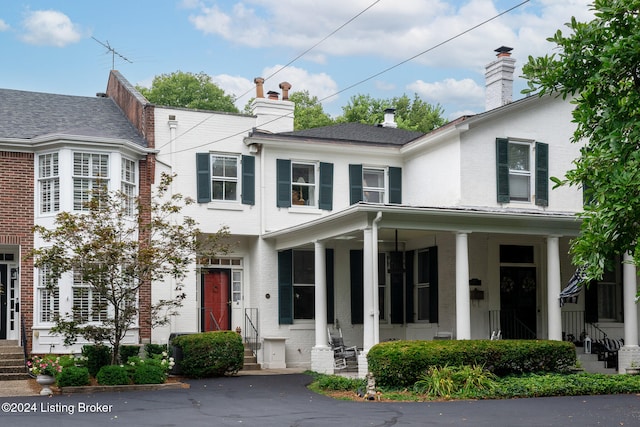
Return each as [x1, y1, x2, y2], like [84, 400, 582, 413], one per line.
[137, 71, 239, 113]
[522, 0, 640, 283]
[336, 93, 446, 133]
[32, 173, 230, 364]
[289, 90, 334, 130]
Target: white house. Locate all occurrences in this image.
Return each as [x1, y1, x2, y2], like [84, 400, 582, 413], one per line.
[136, 48, 640, 377]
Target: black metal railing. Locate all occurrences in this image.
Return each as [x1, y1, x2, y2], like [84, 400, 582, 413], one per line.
[489, 310, 536, 339]
[244, 308, 259, 357]
[20, 314, 28, 363]
[561, 311, 607, 342]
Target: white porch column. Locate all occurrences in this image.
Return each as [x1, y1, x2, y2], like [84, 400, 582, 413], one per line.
[311, 240, 334, 374]
[618, 252, 640, 373]
[546, 236, 562, 341]
[622, 252, 638, 347]
[314, 240, 328, 348]
[362, 226, 375, 351]
[455, 232, 471, 340]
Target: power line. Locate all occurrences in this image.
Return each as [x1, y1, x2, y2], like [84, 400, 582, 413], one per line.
[166, 0, 530, 155]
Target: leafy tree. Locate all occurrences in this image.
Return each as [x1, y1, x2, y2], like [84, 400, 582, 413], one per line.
[32, 173, 230, 364]
[521, 0, 640, 283]
[137, 71, 239, 113]
[289, 90, 334, 130]
[336, 93, 446, 133]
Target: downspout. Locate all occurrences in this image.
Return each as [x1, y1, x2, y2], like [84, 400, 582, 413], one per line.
[372, 212, 382, 345]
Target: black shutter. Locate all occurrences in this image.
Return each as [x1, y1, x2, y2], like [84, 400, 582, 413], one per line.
[319, 162, 334, 210]
[585, 280, 598, 323]
[405, 250, 415, 323]
[196, 153, 211, 203]
[277, 159, 291, 208]
[350, 250, 364, 324]
[278, 250, 293, 324]
[496, 138, 509, 203]
[535, 142, 549, 206]
[389, 167, 402, 204]
[326, 249, 334, 322]
[390, 251, 404, 324]
[241, 155, 255, 205]
[349, 164, 363, 204]
[428, 247, 439, 323]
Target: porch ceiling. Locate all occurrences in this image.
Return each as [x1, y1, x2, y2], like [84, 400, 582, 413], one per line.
[263, 204, 581, 250]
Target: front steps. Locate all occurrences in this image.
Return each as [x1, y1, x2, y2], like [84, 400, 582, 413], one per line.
[577, 350, 617, 375]
[241, 345, 261, 371]
[0, 340, 30, 381]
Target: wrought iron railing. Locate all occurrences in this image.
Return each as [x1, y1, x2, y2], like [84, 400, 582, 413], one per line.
[561, 311, 607, 342]
[489, 309, 536, 339]
[244, 308, 259, 357]
[21, 314, 28, 364]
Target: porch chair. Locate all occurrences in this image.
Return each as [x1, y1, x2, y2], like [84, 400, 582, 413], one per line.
[328, 328, 358, 370]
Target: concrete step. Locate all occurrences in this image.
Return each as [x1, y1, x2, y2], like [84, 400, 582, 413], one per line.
[577, 352, 616, 375]
[0, 340, 19, 346]
[242, 362, 261, 371]
[0, 347, 24, 355]
[0, 365, 28, 374]
[0, 372, 31, 381]
[0, 357, 25, 366]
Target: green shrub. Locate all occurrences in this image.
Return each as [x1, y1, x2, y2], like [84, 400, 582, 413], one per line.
[119, 345, 141, 363]
[145, 343, 168, 358]
[57, 366, 90, 387]
[368, 339, 576, 388]
[56, 355, 77, 369]
[82, 345, 112, 377]
[132, 364, 166, 384]
[413, 365, 497, 398]
[173, 331, 243, 378]
[96, 365, 130, 385]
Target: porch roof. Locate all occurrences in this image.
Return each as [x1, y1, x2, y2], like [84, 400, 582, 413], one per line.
[262, 203, 581, 250]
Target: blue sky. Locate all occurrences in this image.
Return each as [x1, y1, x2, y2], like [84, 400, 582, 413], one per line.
[0, 0, 594, 120]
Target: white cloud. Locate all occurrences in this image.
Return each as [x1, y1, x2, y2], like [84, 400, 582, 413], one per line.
[0, 19, 9, 31]
[259, 65, 339, 104]
[408, 78, 484, 109]
[20, 10, 83, 47]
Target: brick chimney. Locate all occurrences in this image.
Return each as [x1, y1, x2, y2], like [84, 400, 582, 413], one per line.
[250, 77, 294, 133]
[485, 46, 515, 111]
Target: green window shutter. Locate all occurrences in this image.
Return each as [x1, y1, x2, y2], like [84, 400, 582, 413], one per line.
[350, 250, 364, 324]
[319, 162, 333, 210]
[535, 142, 549, 206]
[496, 138, 510, 203]
[390, 251, 404, 324]
[349, 164, 363, 204]
[428, 246, 439, 323]
[585, 280, 598, 323]
[196, 153, 211, 203]
[276, 159, 291, 208]
[405, 250, 415, 323]
[278, 250, 293, 324]
[326, 249, 334, 322]
[241, 155, 255, 205]
[389, 167, 402, 204]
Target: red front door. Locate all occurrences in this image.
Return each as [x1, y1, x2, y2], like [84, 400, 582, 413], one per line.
[202, 270, 230, 331]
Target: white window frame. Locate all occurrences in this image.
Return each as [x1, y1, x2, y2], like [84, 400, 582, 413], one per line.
[38, 152, 60, 214]
[508, 141, 532, 203]
[210, 154, 240, 202]
[37, 266, 59, 324]
[363, 167, 387, 203]
[121, 157, 137, 216]
[72, 269, 108, 323]
[415, 249, 432, 322]
[73, 152, 110, 211]
[291, 162, 317, 207]
[293, 250, 315, 320]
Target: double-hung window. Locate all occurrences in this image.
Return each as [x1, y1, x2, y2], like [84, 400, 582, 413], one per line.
[211, 155, 239, 201]
[72, 269, 108, 323]
[37, 265, 59, 323]
[293, 250, 315, 319]
[349, 164, 402, 204]
[196, 153, 255, 205]
[291, 162, 316, 207]
[73, 153, 109, 211]
[38, 153, 60, 214]
[415, 247, 438, 322]
[121, 158, 137, 216]
[496, 138, 548, 206]
[363, 168, 386, 203]
[276, 159, 333, 210]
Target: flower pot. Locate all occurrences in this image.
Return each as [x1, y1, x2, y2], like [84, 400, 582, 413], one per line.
[36, 374, 56, 395]
[626, 367, 640, 375]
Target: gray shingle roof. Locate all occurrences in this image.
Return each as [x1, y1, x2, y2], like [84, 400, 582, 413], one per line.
[277, 122, 424, 146]
[0, 88, 147, 147]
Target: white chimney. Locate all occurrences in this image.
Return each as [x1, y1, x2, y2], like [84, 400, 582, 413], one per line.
[381, 108, 397, 128]
[250, 77, 294, 133]
[485, 46, 515, 111]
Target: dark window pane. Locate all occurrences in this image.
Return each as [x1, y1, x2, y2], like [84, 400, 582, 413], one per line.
[500, 245, 534, 263]
[293, 285, 315, 319]
[293, 251, 314, 284]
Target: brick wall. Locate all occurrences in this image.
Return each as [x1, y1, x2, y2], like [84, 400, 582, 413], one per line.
[0, 151, 34, 351]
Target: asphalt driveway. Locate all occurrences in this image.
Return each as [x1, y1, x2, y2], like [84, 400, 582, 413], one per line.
[1, 373, 639, 426]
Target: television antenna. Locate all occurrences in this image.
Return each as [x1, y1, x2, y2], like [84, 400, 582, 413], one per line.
[91, 37, 132, 69]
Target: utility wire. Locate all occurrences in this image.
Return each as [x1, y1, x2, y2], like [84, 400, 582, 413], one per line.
[166, 0, 530, 155]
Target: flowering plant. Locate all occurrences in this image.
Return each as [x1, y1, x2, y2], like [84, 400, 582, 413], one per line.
[27, 355, 63, 377]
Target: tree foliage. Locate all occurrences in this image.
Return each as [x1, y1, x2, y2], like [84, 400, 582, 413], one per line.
[137, 71, 239, 113]
[522, 1, 640, 282]
[336, 93, 446, 133]
[289, 90, 334, 130]
[32, 173, 230, 364]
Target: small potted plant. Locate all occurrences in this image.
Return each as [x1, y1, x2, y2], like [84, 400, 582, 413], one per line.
[27, 355, 63, 395]
[626, 360, 640, 375]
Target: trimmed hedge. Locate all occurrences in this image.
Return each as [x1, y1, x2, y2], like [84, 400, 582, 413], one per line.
[82, 345, 112, 377]
[57, 366, 90, 387]
[96, 365, 130, 385]
[172, 331, 244, 378]
[367, 339, 577, 388]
